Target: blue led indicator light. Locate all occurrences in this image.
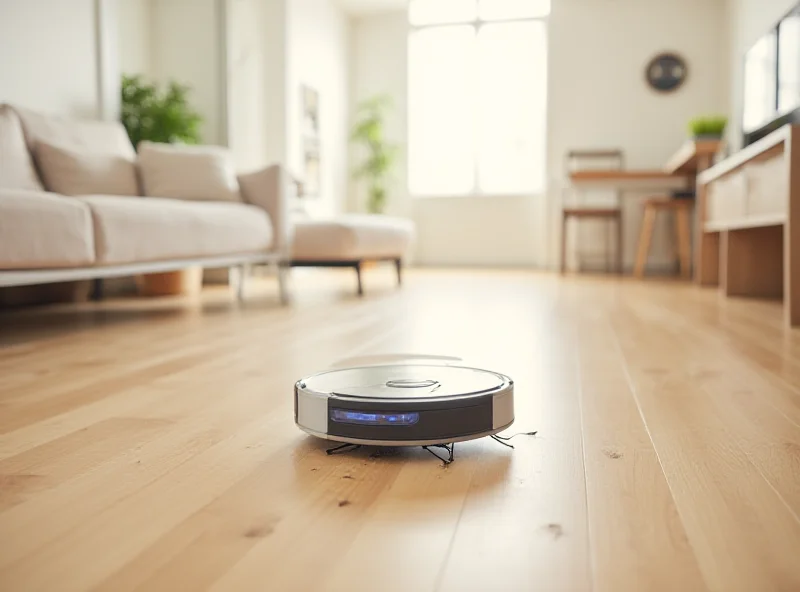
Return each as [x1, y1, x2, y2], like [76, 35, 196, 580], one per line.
[331, 409, 420, 426]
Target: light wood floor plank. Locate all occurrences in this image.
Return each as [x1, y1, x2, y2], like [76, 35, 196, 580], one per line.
[0, 270, 799, 591]
[574, 299, 708, 591]
[612, 293, 800, 592]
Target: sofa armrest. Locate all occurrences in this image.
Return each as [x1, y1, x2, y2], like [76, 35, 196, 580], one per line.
[237, 165, 296, 259]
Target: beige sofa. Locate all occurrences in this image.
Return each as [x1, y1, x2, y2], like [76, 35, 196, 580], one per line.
[0, 104, 291, 303]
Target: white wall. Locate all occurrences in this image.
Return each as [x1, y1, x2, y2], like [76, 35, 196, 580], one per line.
[117, 0, 152, 77]
[350, 12, 408, 216]
[351, 0, 730, 269]
[546, 0, 730, 271]
[150, 0, 225, 145]
[287, 0, 351, 216]
[0, 0, 101, 118]
[225, 0, 279, 171]
[727, 0, 798, 151]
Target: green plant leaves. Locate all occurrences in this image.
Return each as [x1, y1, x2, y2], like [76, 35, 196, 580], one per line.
[350, 94, 400, 214]
[688, 114, 728, 137]
[120, 74, 203, 148]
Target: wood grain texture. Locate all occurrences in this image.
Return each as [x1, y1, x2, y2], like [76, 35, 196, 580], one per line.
[786, 126, 800, 327]
[723, 226, 784, 299]
[1, 269, 800, 591]
[664, 139, 722, 175]
[569, 169, 680, 182]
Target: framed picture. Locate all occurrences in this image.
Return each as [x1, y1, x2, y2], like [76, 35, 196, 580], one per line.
[301, 85, 320, 197]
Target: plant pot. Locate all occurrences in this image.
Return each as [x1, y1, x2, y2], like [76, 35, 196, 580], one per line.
[134, 267, 203, 297]
[692, 134, 723, 141]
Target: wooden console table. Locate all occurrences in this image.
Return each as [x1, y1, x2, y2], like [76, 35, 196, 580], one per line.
[695, 124, 800, 326]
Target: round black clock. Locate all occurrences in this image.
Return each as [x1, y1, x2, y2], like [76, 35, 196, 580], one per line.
[646, 53, 688, 93]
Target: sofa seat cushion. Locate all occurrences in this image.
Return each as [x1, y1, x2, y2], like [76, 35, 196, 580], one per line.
[0, 190, 95, 269]
[77, 195, 273, 264]
[291, 214, 415, 261]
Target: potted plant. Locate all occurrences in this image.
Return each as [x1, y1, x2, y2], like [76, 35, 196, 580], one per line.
[688, 115, 728, 140]
[350, 94, 400, 214]
[120, 74, 203, 148]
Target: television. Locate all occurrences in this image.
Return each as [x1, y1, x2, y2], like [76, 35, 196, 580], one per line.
[743, 2, 800, 146]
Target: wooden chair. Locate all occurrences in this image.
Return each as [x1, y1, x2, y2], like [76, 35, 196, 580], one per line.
[561, 150, 624, 274]
[633, 193, 694, 279]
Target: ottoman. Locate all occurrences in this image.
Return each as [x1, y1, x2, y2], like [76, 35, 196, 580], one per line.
[290, 214, 415, 295]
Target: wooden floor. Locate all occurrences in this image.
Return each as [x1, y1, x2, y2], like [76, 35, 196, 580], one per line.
[1, 268, 800, 592]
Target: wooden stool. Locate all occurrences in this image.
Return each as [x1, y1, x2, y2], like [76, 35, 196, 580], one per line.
[634, 198, 693, 278]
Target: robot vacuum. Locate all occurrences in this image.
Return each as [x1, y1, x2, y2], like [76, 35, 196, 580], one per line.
[294, 358, 515, 463]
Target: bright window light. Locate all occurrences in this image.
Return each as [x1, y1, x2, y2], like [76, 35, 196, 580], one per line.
[479, 0, 551, 20]
[408, 26, 477, 196]
[408, 10, 548, 196]
[779, 13, 800, 113]
[477, 21, 547, 193]
[743, 33, 777, 132]
[409, 0, 477, 26]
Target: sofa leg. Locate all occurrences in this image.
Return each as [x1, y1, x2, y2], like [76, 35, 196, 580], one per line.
[355, 262, 364, 297]
[394, 258, 402, 286]
[90, 278, 104, 301]
[277, 263, 290, 305]
[231, 265, 247, 301]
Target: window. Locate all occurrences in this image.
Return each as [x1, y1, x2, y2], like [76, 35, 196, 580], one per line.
[408, 0, 550, 196]
[743, 32, 778, 133]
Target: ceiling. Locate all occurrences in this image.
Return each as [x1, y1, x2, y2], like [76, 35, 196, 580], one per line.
[335, 0, 407, 15]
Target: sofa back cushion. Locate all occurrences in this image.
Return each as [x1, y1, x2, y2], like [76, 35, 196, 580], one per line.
[12, 105, 136, 160]
[0, 105, 45, 191]
[34, 140, 140, 197]
[136, 140, 241, 202]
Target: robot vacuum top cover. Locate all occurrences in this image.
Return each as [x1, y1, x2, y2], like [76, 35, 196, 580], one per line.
[294, 362, 514, 447]
[301, 364, 509, 400]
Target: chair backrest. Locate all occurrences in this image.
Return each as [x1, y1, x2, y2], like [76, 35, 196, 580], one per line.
[565, 149, 625, 174]
[563, 149, 626, 209]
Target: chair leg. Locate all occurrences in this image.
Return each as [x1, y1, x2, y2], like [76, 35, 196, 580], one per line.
[560, 214, 568, 274]
[675, 207, 692, 279]
[394, 258, 402, 286]
[634, 206, 657, 278]
[355, 261, 363, 296]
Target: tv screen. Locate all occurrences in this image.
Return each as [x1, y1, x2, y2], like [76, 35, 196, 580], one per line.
[778, 5, 800, 114]
[742, 1, 800, 145]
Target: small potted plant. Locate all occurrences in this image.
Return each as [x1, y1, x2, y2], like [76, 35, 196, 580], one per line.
[688, 115, 728, 140]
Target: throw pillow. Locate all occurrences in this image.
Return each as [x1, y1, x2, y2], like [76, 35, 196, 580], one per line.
[137, 141, 241, 202]
[0, 105, 44, 191]
[34, 140, 140, 197]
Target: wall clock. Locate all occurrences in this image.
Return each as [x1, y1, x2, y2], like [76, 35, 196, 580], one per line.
[646, 53, 688, 93]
